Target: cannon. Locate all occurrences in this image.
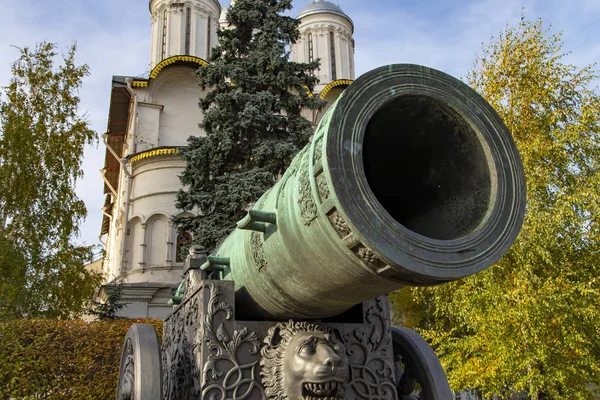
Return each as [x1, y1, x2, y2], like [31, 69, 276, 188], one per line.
[116, 64, 526, 400]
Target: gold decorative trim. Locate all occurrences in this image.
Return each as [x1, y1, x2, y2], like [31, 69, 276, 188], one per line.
[130, 147, 179, 164]
[319, 79, 353, 100]
[149, 56, 209, 79]
[132, 80, 149, 88]
[302, 85, 314, 98]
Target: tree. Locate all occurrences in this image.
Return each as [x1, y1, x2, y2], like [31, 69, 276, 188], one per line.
[175, 0, 325, 251]
[0, 42, 101, 320]
[393, 17, 600, 399]
[87, 280, 126, 321]
[0, 318, 163, 399]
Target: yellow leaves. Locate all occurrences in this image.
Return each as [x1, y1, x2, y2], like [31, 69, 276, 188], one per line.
[1, 42, 99, 319]
[394, 14, 600, 399]
[0, 318, 163, 399]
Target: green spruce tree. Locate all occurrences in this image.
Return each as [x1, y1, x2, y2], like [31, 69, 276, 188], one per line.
[88, 279, 126, 321]
[176, 0, 325, 251]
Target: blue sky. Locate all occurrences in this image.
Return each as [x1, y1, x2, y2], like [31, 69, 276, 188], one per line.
[0, 0, 598, 250]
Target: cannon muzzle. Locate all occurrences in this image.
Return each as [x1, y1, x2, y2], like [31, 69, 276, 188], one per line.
[213, 64, 526, 320]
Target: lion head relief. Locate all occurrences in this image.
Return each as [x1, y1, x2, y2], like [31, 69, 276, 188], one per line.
[260, 321, 349, 400]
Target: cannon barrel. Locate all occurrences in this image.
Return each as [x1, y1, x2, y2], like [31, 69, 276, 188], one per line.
[212, 64, 526, 320]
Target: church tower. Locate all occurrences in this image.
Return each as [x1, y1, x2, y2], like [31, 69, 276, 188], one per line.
[97, 0, 356, 319]
[218, 0, 234, 30]
[291, 0, 355, 94]
[99, 0, 220, 319]
[149, 0, 221, 67]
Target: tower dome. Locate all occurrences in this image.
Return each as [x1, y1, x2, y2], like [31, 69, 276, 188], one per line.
[291, 0, 355, 92]
[219, 0, 234, 30]
[149, 0, 221, 68]
[219, 7, 229, 29]
[297, 0, 353, 32]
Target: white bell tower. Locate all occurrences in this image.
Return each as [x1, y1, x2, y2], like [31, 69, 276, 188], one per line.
[219, 0, 234, 30]
[292, 0, 355, 93]
[149, 0, 221, 67]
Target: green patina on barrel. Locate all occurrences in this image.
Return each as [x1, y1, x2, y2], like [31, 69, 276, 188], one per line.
[212, 64, 526, 320]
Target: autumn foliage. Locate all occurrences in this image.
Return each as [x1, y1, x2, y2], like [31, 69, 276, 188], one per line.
[0, 318, 163, 399]
[0, 42, 100, 320]
[393, 17, 600, 399]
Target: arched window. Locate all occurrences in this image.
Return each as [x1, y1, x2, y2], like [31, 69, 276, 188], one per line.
[161, 9, 168, 59]
[330, 31, 337, 80]
[176, 232, 193, 263]
[128, 219, 143, 271]
[185, 7, 192, 55]
[148, 216, 168, 266]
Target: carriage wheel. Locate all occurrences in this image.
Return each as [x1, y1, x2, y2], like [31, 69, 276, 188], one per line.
[392, 326, 453, 400]
[116, 324, 162, 400]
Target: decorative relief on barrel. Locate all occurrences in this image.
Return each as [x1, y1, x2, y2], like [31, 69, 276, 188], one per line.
[298, 152, 318, 225]
[353, 245, 385, 268]
[355, 246, 378, 264]
[310, 103, 334, 165]
[328, 211, 351, 238]
[326, 210, 389, 274]
[316, 173, 330, 202]
[343, 297, 398, 400]
[251, 231, 268, 272]
[202, 283, 265, 399]
[313, 136, 324, 165]
[353, 244, 389, 274]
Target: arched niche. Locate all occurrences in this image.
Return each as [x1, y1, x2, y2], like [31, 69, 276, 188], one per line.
[128, 217, 144, 271]
[147, 214, 169, 267]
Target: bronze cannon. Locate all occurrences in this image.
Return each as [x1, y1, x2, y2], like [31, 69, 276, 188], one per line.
[117, 64, 526, 400]
[211, 63, 526, 320]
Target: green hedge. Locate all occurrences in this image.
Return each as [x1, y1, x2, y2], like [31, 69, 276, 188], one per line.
[0, 318, 163, 399]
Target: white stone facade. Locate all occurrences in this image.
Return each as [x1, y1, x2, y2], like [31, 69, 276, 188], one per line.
[100, 65, 208, 318]
[99, 0, 355, 320]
